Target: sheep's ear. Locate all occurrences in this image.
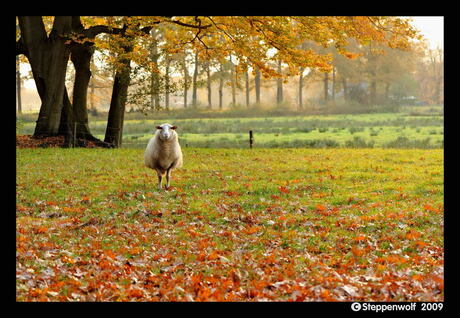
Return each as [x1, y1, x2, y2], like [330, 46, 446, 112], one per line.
[156, 126, 162, 129]
[171, 126, 177, 130]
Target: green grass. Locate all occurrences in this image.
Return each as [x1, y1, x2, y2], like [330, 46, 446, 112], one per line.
[17, 110, 444, 149]
[16, 147, 443, 301]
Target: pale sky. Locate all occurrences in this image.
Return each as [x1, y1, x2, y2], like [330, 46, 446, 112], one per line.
[20, 16, 444, 89]
[409, 16, 444, 49]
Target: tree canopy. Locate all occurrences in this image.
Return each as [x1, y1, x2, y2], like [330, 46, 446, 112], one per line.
[16, 16, 420, 147]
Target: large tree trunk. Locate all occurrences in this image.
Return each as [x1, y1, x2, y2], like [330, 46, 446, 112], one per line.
[104, 43, 133, 147]
[255, 66, 261, 104]
[192, 52, 199, 107]
[19, 16, 72, 137]
[18, 16, 124, 148]
[70, 43, 96, 140]
[324, 72, 329, 103]
[66, 15, 103, 143]
[58, 88, 75, 147]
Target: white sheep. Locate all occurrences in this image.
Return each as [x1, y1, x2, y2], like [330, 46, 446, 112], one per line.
[144, 123, 183, 190]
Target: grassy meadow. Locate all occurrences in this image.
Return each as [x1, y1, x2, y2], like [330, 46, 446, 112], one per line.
[17, 109, 444, 149]
[16, 147, 444, 301]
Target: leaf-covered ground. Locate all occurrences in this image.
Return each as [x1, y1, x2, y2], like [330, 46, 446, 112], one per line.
[16, 148, 443, 301]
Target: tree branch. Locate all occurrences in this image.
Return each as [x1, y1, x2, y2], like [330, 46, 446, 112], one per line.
[206, 17, 235, 43]
[82, 25, 124, 39]
[169, 18, 211, 29]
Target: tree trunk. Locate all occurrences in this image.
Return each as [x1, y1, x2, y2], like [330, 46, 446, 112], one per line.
[89, 54, 96, 111]
[230, 56, 236, 106]
[104, 43, 133, 147]
[437, 49, 443, 105]
[332, 67, 336, 102]
[255, 66, 261, 104]
[192, 52, 199, 107]
[219, 63, 224, 110]
[183, 53, 188, 109]
[18, 16, 72, 137]
[58, 87, 75, 147]
[89, 81, 95, 110]
[298, 67, 305, 109]
[70, 43, 96, 140]
[16, 55, 22, 114]
[18, 16, 124, 148]
[385, 82, 390, 104]
[324, 72, 329, 103]
[206, 62, 211, 109]
[245, 69, 250, 107]
[342, 77, 348, 102]
[165, 55, 170, 111]
[276, 59, 283, 104]
[150, 30, 160, 109]
[370, 80, 377, 105]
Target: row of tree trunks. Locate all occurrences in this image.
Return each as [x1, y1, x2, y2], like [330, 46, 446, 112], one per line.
[324, 69, 340, 104]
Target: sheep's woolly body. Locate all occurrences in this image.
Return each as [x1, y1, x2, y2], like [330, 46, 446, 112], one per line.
[144, 129, 183, 175]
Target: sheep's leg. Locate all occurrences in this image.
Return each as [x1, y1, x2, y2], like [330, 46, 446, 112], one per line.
[165, 169, 172, 189]
[156, 171, 163, 191]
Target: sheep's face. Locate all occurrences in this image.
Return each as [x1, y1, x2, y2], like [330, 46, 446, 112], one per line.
[156, 123, 177, 141]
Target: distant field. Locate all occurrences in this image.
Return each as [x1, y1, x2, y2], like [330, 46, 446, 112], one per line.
[18, 110, 444, 149]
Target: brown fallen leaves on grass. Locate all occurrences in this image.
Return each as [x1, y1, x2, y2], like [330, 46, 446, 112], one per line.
[16, 135, 101, 148]
[16, 148, 444, 301]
